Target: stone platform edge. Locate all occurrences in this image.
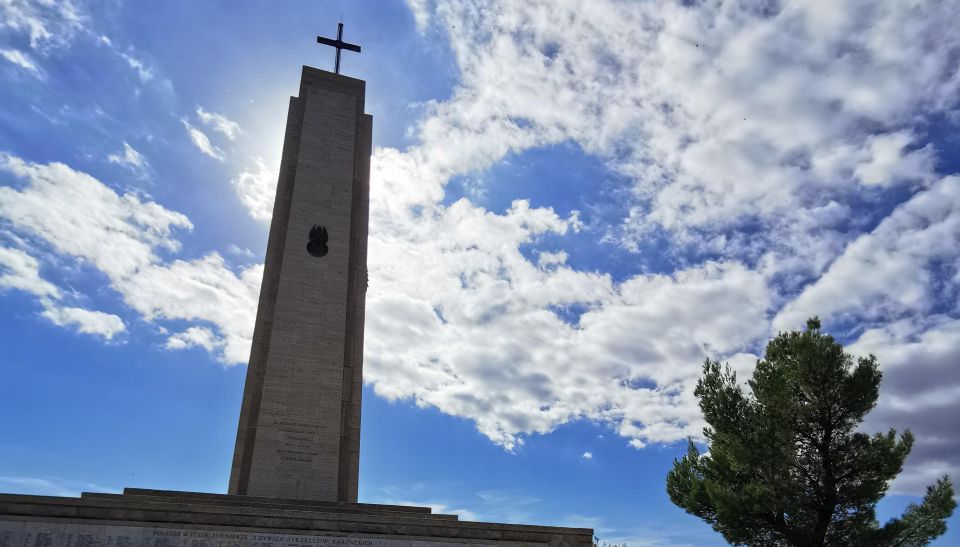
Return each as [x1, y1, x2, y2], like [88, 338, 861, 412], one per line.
[0, 489, 593, 547]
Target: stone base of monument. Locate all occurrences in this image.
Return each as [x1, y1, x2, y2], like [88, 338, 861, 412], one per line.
[0, 489, 592, 547]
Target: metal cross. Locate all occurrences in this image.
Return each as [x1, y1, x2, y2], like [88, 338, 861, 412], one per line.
[316, 22, 361, 74]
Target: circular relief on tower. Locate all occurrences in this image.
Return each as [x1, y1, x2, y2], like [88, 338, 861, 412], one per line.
[307, 224, 329, 257]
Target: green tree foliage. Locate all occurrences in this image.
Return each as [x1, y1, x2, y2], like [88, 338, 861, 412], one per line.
[666, 318, 956, 546]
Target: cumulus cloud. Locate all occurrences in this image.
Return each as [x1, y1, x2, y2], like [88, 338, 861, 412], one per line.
[352, 0, 960, 486]
[0, 152, 258, 362]
[774, 175, 960, 331]
[400, 0, 958, 275]
[232, 157, 276, 222]
[228, 244, 254, 258]
[581, 451, 592, 460]
[117, 254, 261, 364]
[849, 318, 960, 495]
[853, 131, 936, 187]
[181, 120, 224, 161]
[197, 107, 241, 140]
[40, 304, 125, 340]
[363, 175, 771, 448]
[0, 152, 192, 278]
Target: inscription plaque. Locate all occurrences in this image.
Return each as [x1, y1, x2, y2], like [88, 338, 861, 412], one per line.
[0, 522, 497, 547]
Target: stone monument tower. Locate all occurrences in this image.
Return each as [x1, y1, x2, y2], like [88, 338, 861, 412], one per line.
[0, 26, 593, 545]
[229, 65, 371, 504]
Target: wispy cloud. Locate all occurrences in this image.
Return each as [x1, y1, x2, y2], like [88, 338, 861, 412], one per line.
[197, 107, 241, 140]
[118, 50, 154, 82]
[96, 35, 172, 89]
[0, 0, 85, 52]
[0, 49, 41, 76]
[372, 487, 541, 524]
[107, 142, 148, 174]
[181, 120, 225, 161]
[0, 476, 118, 498]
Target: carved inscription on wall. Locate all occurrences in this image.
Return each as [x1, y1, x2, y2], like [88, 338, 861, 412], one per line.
[275, 419, 321, 464]
[0, 521, 498, 547]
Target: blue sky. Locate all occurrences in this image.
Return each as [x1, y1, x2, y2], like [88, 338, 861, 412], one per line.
[1, 1, 959, 545]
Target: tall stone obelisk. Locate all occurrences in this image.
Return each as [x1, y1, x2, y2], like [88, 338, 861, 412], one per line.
[229, 66, 372, 503]
[0, 34, 593, 547]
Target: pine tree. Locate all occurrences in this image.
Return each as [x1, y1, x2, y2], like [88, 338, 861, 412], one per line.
[666, 318, 956, 546]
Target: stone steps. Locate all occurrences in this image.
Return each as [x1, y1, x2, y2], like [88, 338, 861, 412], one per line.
[0, 491, 593, 545]
[121, 489, 432, 514]
[0, 494, 459, 529]
[75, 492, 452, 521]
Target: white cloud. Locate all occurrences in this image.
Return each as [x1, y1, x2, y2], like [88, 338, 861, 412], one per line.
[197, 106, 241, 140]
[581, 451, 592, 460]
[774, 175, 960, 331]
[94, 35, 172, 89]
[0, 245, 59, 297]
[357, 0, 960, 493]
[537, 250, 567, 269]
[344, 0, 955, 457]
[405, 0, 432, 33]
[0, 245, 125, 340]
[228, 244, 254, 258]
[0, 152, 192, 279]
[363, 175, 772, 448]
[0, 0, 85, 52]
[40, 304, 125, 340]
[107, 142, 148, 173]
[232, 157, 276, 222]
[181, 120, 225, 161]
[0, 153, 259, 363]
[849, 318, 960, 495]
[166, 326, 222, 352]
[118, 50, 154, 83]
[853, 131, 936, 187]
[398, 0, 959, 276]
[0, 48, 40, 75]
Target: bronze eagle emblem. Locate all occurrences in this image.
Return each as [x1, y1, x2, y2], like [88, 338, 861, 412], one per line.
[307, 224, 329, 257]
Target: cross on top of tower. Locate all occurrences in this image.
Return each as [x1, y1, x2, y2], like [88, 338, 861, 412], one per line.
[316, 22, 361, 75]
